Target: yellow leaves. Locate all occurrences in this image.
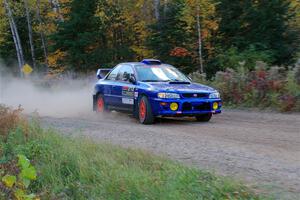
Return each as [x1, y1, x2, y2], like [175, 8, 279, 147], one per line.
[0, 4, 9, 43]
[14, 189, 37, 200]
[46, 12, 57, 19]
[131, 46, 153, 59]
[48, 49, 66, 67]
[97, 10, 106, 18]
[14, 189, 26, 200]
[47, 50, 66, 74]
[206, 20, 218, 30]
[61, 7, 71, 17]
[2, 175, 17, 188]
[0, 5, 5, 15]
[135, 0, 145, 9]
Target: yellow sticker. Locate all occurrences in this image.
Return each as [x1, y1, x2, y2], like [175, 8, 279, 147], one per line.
[22, 64, 33, 75]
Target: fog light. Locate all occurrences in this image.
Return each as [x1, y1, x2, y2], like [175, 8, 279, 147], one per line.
[213, 102, 219, 110]
[170, 103, 178, 111]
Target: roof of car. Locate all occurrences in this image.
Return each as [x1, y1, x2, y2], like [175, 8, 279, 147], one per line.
[121, 63, 172, 68]
[120, 59, 164, 67]
[120, 62, 143, 66]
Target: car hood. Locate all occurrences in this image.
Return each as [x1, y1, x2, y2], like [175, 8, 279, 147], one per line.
[145, 82, 216, 93]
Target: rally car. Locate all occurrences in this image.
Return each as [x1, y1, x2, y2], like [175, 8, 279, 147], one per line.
[93, 59, 222, 124]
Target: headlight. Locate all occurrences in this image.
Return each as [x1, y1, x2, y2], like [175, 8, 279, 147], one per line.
[209, 92, 220, 99]
[158, 93, 180, 99]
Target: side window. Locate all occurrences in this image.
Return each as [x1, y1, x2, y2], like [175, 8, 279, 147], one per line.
[116, 65, 134, 82]
[106, 65, 121, 80]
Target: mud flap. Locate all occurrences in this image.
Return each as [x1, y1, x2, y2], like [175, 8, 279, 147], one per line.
[93, 95, 96, 111]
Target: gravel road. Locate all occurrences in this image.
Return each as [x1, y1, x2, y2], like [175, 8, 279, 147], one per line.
[41, 109, 300, 199]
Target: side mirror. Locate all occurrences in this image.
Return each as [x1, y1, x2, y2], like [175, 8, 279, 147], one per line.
[129, 75, 137, 84]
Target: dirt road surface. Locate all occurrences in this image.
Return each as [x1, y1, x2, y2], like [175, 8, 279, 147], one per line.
[41, 109, 300, 199]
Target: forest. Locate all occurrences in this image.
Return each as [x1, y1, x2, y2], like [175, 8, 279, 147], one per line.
[0, 0, 299, 76]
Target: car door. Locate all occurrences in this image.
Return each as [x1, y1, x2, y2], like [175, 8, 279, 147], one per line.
[103, 65, 121, 106]
[112, 64, 136, 111]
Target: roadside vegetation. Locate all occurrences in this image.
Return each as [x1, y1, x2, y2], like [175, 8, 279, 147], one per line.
[191, 61, 300, 112]
[0, 105, 268, 199]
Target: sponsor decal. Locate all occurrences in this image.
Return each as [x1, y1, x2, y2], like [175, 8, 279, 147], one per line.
[122, 98, 134, 105]
[122, 86, 135, 104]
[134, 92, 139, 98]
[122, 86, 134, 97]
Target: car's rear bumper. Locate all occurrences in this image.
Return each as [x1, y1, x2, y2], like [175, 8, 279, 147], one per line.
[150, 98, 222, 117]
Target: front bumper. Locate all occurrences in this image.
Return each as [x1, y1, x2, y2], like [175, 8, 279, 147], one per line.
[150, 97, 222, 117]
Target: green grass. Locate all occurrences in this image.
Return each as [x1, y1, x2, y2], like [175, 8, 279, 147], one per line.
[1, 122, 267, 200]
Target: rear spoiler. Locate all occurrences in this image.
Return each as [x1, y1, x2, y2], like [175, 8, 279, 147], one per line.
[96, 68, 111, 79]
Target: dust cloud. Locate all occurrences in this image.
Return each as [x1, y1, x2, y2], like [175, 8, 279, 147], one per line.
[0, 64, 95, 118]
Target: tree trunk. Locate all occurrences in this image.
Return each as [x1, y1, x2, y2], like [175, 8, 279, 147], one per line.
[24, 0, 37, 69]
[7, 18, 22, 72]
[36, 0, 49, 68]
[163, 0, 168, 16]
[153, 0, 160, 20]
[4, 0, 25, 77]
[196, 1, 204, 73]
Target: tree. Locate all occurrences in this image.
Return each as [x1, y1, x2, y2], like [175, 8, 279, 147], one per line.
[289, 0, 300, 59]
[196, 0, 203, 73]
[147, 0, 194, 73]
[216, 0, 297, 65]
[116, 0, 154, 60]
[216, 0, 252, 48]
[3, 0, 25, 76]
[24, 0, 36, 69]
[181, 0, 218, 74]
[248, 0, 296, 64]
[153, 0, 160, 20]
[49, 0, 64, 21]
[51, 0, 99, 72]
[0, 0, 298, 76]
[36, 0, 49, 68]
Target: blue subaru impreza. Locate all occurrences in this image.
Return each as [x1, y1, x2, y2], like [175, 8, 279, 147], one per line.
[93, 59, 222, 124]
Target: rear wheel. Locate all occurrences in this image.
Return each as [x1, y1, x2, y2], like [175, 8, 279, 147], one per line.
[195, 113, 212, 122]
[138, 96, 154, 124]
[96, 94, 108, 113]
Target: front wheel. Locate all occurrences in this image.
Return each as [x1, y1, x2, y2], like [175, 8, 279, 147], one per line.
[138, 96, 154, 124]
[195, 113, 212, 122]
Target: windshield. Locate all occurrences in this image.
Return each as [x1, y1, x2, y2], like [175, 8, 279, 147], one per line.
[135, 64, 190, 82]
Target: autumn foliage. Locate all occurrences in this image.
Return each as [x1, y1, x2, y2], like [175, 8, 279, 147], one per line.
[191, 62, 300, 112]
[0, 0, 299, 76]
[170, 47, 191, 57]
[0, 105, 28, 141]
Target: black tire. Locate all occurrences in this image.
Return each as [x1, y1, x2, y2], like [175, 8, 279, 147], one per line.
[195, 113, 212, 122]
[138, 96, 154, 124]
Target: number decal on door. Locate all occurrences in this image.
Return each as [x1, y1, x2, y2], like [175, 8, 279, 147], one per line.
[122, 86, 135, 105]
[122, 86, 134, 97]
